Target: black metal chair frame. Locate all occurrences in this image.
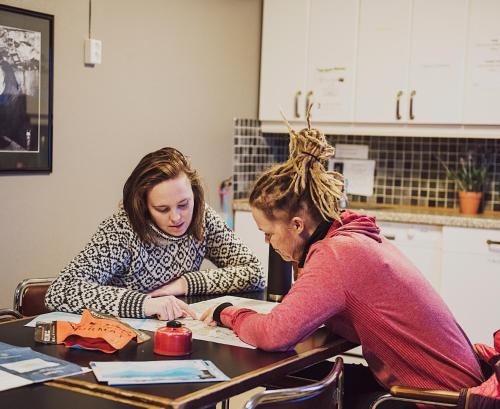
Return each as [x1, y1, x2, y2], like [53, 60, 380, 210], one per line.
[370, 386, 461, 409]
[0, 308, 23, 320]
[244, 356, 344, 409]
[13, 277, 55, 315]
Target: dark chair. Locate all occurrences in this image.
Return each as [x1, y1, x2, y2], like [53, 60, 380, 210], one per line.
[244, 357, 344, 409]
[0, 308, 23, 323]
[13, 277, 55, 316]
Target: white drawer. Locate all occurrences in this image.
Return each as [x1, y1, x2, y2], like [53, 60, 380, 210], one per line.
[443, 226, 500, 255]
[377, 221, 442, 249]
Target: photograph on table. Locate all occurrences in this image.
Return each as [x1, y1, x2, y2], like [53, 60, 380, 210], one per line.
[0, 4, 53, 172]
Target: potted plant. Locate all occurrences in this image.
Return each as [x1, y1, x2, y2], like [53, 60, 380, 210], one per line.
[440, 152, 490, 215]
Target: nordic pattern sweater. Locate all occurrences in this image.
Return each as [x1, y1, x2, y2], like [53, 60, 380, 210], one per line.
[45, 205, 265, 318]
[221, 211, 483, 392]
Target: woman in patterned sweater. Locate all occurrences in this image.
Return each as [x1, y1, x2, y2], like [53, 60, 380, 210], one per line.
[45, 147, 265, 319]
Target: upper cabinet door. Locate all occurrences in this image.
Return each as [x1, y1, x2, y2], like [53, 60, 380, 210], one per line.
[259, 0, 310, 122]
[259, 0, 500, 132]
[408, 0, 467, 124]
[354, 0, 412, 124]
[306, 0, 359, 122]
[463, 0, 500, 125]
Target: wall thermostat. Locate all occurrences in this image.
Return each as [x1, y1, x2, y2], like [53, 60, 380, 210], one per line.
[84, 38, 102, 65]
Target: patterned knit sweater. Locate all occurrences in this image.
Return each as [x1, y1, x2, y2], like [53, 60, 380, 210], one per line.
[45, 205, 265, 318]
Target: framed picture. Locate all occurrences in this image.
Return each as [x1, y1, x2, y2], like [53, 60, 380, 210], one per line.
[0, 5, 53, 172]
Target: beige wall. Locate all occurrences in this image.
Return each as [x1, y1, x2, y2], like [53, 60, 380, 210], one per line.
[0, 0, 262, 306]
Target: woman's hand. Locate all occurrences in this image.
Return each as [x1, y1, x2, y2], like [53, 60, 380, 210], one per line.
[144, 295, 196, 321]
[199, 307, 217, 327]
[149, 277, 188, 297]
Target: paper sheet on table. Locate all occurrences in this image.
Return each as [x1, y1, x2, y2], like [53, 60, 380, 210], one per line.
[90, 359, 229, 385]
[26, 296, 279, 349]
[0, 341, 88, 392]
[180, 296, 279, 349]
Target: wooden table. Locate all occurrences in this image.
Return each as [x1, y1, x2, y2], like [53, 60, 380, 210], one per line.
[0, 293, 356, 409]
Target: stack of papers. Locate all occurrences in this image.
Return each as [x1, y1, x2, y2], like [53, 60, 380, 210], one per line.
[90, 360, 229, 385]
[0, 341, 87, 392]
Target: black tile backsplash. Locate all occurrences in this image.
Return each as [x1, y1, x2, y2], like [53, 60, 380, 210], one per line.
[233, 119, 500, 212]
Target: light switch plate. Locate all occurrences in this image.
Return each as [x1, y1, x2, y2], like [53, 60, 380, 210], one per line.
[84, 38, 102, 65]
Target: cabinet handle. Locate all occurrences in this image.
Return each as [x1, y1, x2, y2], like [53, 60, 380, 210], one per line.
[294, 90, 302, 118]
[409, 90, 416, 120]
[486, 240, 500, 246]
[384, 234, 396, 240]
[305, 90, 314, 115]
[395, 90, 403, 120]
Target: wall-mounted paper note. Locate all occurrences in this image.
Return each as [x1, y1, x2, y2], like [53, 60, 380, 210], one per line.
[329, 159, 375, 196]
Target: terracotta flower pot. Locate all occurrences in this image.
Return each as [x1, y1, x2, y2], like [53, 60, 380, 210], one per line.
[458, 191, 482, 215]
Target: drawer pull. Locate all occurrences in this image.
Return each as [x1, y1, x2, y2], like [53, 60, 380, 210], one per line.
[409, 90, 416, 120]
[395, 90, 403, 120]
[384, 234, 396, 241]
[486, 240, 500, 246]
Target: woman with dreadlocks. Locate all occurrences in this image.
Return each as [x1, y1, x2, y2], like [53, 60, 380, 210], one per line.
[200, 109, 482, 408]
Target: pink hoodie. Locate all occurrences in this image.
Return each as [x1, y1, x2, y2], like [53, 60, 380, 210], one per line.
[221, 211, 483, 391]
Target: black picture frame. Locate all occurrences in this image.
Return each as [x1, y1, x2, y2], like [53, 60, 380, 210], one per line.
[0, 5, 53, 172]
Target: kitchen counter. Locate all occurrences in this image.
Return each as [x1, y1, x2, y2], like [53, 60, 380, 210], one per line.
[233, 199, 500, 230]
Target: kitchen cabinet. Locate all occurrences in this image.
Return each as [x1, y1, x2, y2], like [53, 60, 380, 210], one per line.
[234, 210, 269, 279]
[354, 0, 467, 124]
[259, 0, 309, 123]
[259, 0, 500, 136]
[463, 0, 500, 125]
[441, 226, 500, 344]
[259, 0, 359, 122]
[377, 221, 442, 292]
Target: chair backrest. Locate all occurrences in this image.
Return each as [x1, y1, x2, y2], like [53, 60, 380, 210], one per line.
[244, 357, 344, 409]
[0, 308, 23, 323]
[13, 278, 55, 317]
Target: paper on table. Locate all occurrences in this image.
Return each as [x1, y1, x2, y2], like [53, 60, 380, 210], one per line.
[90, 359, 229, 385]
[26, 311, 82, 327]
[179, 296, 279, 349]
[0, 371, 32, 392]
[26, 312, 165, 333]
[188, 295, 278, 316]
[27, 296, 279, 349]
[0, 341, 87, 392]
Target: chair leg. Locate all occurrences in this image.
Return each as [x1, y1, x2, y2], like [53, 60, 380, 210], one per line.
[337, 370, 344, 409]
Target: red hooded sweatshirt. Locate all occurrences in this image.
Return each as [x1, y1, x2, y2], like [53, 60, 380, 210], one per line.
[220, 211, 483, 391]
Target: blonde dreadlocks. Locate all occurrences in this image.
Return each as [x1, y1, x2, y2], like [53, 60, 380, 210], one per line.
[249, 105, 344, 222]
